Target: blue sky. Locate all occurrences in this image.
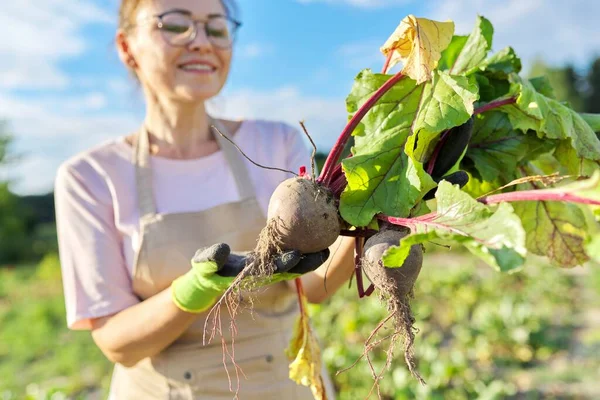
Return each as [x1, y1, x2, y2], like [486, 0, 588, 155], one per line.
[1, 0, 599, 195]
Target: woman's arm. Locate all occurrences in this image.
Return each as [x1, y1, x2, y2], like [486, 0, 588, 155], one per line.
[90, 288, 198, 367]
[289, 236, 356, 304]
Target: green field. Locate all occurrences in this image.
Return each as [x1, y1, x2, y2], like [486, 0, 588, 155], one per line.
[2, 251, 600, 399]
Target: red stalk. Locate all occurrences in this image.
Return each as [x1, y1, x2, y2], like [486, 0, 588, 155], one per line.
[377, 188, 600, 230]
[318, 71, 405, 186]
[479, 190, 600, 206]
[473, 97, 517, 115]
[382, 51, 394, 74]
[425, 129, 449, 175]
[330, 172, 348, 198]
[295, 278, 305, 316]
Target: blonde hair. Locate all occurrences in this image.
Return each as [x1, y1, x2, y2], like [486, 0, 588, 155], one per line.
[118, 0, 238, 32]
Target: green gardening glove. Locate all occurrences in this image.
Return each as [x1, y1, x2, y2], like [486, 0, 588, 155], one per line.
[171, 243, 330, 313]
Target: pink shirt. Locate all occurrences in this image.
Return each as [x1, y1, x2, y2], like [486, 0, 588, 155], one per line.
[55, 119, 312, 330]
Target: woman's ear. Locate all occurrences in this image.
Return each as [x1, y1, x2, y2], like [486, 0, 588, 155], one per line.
[116, 30, 138, 69]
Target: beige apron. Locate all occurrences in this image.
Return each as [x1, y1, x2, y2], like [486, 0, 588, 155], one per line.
[109, 119, 335, 399]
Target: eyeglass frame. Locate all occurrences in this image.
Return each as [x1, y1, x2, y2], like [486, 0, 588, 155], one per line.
[131, 9, 242, 49]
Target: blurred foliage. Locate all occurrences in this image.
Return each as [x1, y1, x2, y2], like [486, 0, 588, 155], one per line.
[0, 257, 113, 400]
[2, 253, 600, 399]
[311, 252, 600, 400]
[586, 58, 600, 114]
[528, 57, 600, 118]
[529, 60, 585, 111]
[0, 121, 57, 265]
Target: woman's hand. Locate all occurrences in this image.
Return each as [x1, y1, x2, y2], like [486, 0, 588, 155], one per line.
[171, 243, 330, 313]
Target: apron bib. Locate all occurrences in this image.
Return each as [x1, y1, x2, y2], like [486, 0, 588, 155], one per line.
[109, 119, 334, 399]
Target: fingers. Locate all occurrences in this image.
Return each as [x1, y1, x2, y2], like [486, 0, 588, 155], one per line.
[192, 243, 230, 266]
[441, 170, 469, 187]
[274, 250, 302, 273]
[423, 170, 470, 200]
[287, 248, 331, 275]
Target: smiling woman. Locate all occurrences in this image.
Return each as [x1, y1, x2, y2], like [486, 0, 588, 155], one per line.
[53, 0, 355, 399]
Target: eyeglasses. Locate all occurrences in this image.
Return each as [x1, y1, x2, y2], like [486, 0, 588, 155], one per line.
[153, 10, 241, 49]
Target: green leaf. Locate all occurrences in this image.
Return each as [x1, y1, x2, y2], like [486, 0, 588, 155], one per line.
[438, 35, 468, 70]
[449, 16, 494, 75]
[501, 74, 600, 161]
[340, 70, 478, 226]
[473, 46, 522, 78]
[512, 200, 588, 268]
[409, 72, 479, 162]
[581, 113, 600, 132]
[474, 74, 511, 103]
[464, 111, 555, 182]
[381, 181, 527, 272]
[529, 76, 556, 98]
[460, 172, 504, 198]
[553, 139, 600, 176]
[507, 172, 600, 267]
[341, 147, 435, 227]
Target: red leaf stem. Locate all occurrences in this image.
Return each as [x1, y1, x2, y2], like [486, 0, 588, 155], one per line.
[330, 172, 348, 198]
[425, 129, 450, 175]
[318, 71, 405, 186]
[377, 188, 600, 230]
[479, 190, 600, 206]
[295, 278, 305, 317]
[382, 51, 394, 74]
[473, 97, 517, 115]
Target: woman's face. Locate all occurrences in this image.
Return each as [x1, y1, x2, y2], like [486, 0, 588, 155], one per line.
[120, 0, 234, 103]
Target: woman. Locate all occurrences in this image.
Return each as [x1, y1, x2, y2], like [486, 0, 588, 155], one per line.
[54, 0, 355, 398]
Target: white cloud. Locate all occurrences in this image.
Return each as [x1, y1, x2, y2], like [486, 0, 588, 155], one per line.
[208, 86, 347, 151]
[424, 0, 600, 69]
[296, 0, 409, 8]
[0, 92, 141, 194]
[0, 1, 113, 89]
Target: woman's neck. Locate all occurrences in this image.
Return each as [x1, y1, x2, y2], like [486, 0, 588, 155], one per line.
[142, 95, 218, 159]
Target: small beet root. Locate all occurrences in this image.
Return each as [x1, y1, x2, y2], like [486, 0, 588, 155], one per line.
[362, 227, 425, 385]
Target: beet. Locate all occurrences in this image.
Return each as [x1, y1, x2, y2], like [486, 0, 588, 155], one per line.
[266, 177, 341, 253]
[361, 226, 425, 385]
[204, 176, 342, 342]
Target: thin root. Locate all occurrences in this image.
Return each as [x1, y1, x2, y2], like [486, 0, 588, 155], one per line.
[336, 290, 425, 400]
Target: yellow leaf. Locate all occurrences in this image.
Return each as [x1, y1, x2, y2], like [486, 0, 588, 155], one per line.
[381, 15, 454, 83]
[286, 287, 327, 400]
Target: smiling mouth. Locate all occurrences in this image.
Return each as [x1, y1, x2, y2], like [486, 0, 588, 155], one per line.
[179, 64, 217, 73]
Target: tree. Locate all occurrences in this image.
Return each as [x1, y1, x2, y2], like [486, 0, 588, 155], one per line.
[585, 57, 600, 113]
[0, 121, 29, 265]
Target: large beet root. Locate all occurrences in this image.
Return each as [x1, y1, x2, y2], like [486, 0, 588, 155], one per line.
[267, 177, 341, 253]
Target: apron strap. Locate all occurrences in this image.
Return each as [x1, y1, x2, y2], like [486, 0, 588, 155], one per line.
[134, 125, 156, 220]
[133, 117, 256, 219]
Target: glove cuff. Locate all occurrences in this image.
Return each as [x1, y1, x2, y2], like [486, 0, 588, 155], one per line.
[171, 271, 225, 313]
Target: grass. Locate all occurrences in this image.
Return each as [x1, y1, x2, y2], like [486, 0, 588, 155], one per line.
[1, 251, 599, 399]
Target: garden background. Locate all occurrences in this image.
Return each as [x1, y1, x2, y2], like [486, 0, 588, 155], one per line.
[2, 1, 600, 399]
